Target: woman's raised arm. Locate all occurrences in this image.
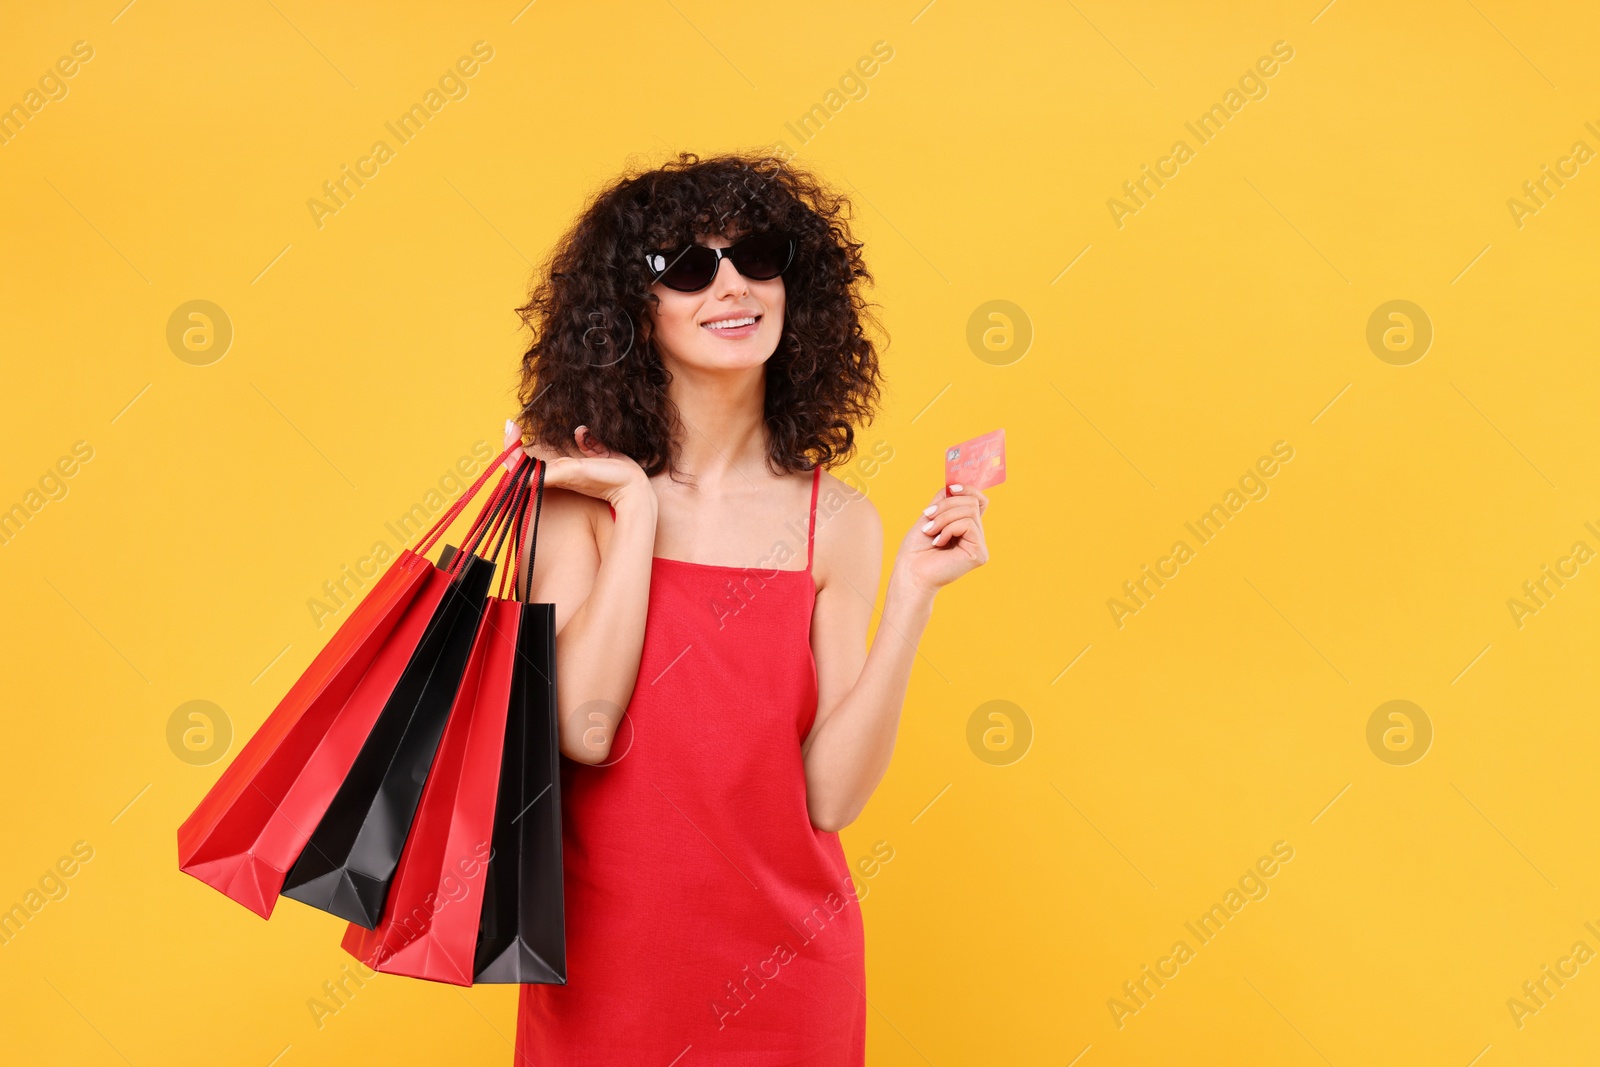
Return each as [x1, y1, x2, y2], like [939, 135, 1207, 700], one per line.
[510, 421, 658, 765]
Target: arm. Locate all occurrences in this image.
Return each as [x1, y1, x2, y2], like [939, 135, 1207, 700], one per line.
[801, 478, 990, 831]
[514, 428, 657, 765]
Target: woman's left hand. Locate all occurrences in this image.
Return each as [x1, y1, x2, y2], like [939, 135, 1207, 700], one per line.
[892, 483, 990, 593]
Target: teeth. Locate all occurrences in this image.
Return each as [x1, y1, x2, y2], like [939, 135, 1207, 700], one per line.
[703, 316, 757, 330]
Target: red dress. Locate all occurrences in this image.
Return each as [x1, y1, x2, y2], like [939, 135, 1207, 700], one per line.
[516, 465, 867, 1065]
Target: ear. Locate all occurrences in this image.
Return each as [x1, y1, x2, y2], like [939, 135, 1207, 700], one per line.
[517, 435, 576, 463]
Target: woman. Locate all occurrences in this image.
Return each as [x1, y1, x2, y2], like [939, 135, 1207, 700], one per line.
[503, 151, 989, 1064]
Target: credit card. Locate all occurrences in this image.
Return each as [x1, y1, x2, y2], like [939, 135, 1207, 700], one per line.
[945, 428, 1006, 491]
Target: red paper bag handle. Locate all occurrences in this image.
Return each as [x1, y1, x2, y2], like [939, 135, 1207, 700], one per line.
[448, 453, 535, 583]
[414, 440, 526, 556]
[502, 456, 546, 600]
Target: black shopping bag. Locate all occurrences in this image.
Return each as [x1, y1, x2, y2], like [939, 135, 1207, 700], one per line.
[475, 457, 566, 984]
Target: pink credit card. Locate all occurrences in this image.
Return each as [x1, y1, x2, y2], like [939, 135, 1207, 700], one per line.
[945, 428, 1006, 491]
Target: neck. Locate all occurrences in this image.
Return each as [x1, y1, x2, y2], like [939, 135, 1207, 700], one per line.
[661, 361, 770, 487]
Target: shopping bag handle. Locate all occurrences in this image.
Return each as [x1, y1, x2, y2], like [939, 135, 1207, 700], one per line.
[414, 439, 527, 557]
[448, 453, 535, 584]
[481, 455, 537, 576]
[502, 455, 546, 600]
[454, 454, 524, 563]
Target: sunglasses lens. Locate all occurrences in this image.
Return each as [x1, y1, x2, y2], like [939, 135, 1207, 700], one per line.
[731, 232, 792, 280]
[651, 244, 718, 291]
[647, 233, 793, 291]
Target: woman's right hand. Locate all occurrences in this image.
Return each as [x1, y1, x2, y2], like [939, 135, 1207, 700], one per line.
[503, 419, 652, 512]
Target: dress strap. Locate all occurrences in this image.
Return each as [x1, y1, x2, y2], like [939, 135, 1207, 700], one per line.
[805, 465, 821, 573]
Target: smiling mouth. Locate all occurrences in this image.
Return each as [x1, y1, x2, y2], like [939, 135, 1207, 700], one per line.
[701, 314, 761, 331]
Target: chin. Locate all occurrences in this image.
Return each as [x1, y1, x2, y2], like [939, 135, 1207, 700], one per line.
[692, 338, 781, 370]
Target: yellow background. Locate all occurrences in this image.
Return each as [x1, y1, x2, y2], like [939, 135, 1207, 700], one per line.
[2, 0, 1598, 1063]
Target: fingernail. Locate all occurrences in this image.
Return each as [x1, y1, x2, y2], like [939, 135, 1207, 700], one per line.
[950, 484, 963, 492]
[923, 504, 936, 516]
[505, 419, 517, 434]
[921, 521, 935, 533]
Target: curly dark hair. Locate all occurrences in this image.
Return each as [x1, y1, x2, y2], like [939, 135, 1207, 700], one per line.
[512, 150, 885, 480]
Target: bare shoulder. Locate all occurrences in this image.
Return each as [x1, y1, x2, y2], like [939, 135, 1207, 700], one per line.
[814, 470, 883, 591]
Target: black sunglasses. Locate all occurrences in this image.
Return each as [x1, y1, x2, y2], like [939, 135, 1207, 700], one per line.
[645, 231, 796, 293]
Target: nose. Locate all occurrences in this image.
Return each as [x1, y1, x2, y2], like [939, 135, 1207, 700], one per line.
[708, 253, 749, 296]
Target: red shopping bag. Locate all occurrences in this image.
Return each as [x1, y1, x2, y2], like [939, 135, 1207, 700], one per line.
[176, 441, 523, 918]
[343, 458, 544, 984]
